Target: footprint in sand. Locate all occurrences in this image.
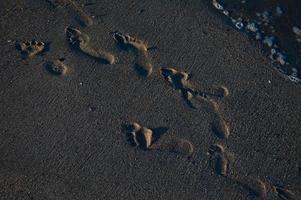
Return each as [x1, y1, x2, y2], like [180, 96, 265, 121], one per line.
[124, 122, 168, 150]
[236, 177, 268, 199]
[113, 32, 153, 77]
[274, 186, 300, 200]
[65, 26, 115, 64]
[160, 67, 231, 139]
[16, 40, 48, 58]
[211, 115, 230, 139]
[160, 67, 229, 108]
[208, 144, 229, 176]
[45, 59, 68, 76]
[124, 122, 194, 156]
[47, 0, 93, 26]
[236, 177, 300, 200]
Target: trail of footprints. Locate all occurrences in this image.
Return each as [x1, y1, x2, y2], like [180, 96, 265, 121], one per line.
[15, 3, 301, 199]
[160, 67, 230, 139]
[209, 144, 229, 176]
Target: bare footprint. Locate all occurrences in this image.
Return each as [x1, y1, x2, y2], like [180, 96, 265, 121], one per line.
[113, 31, 153, 76]
[124, 122, 168, 150]
[45, 59, 68, 76]
[236, 177, 267, 198]
[160, 67, 230, 106]
[65, 26, 115, 64]
[160, 67, 190, 90]
[47, 0, 93, 26]
[135, 51, 153, 77]
[67, 0, 93, 26]
[66, 25, 90, 45]
[16, 40, 47, 58]
[160, 67, 223, 109]
[160, 67, 200, 108]
[213, 85, 230, 98]
[198, 97, 230, 139]
[211, 115, 230, 139]
[160, 67, 231, 139]
[209, 144, 229, 176]
[112, 32, 148, 52]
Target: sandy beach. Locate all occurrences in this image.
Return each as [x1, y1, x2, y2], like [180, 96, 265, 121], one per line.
[0, 0, 300, 199]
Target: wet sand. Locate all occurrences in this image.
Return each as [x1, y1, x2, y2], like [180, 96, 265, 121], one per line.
[0, 0, 300, 199]
[209, 0, 301, 84]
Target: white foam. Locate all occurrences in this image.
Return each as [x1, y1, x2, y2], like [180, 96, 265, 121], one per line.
[246, 23, 258, 32]
[293, 26, 301, 42]
[212, 0, 224, 10]
[263, 36, 275, 47]
[288, 75, 300, 83]
[275, 52, 286, 65]
[235, 21, 244, 29]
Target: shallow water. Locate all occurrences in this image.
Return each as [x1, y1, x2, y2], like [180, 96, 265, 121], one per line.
[210, 0, 301, 85]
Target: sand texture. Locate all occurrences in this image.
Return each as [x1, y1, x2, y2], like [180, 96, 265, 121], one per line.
[0, 0, 300, 199]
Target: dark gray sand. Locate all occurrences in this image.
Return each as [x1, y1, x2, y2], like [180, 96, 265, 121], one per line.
[0, 0, 301, 199]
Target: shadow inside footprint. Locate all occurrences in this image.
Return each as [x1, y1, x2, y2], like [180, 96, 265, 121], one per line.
[112, 31, 153, 76]
[209, 144, 229, 176]
[150, 127, 169, 144]
[112, 31, 147, 52]
[160, 68, 230, 109]
[122, 124, 140, 147]
[211, 115, 230, 139]
[66, 26, 114, 64]
[16, 40, 50, 59]
[45, 60, 68, 76]
[122, 123, 168, 150]
[236, 177, 267, 199]
[134, 51, 153, 77]
[112, 31, 131, 51]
